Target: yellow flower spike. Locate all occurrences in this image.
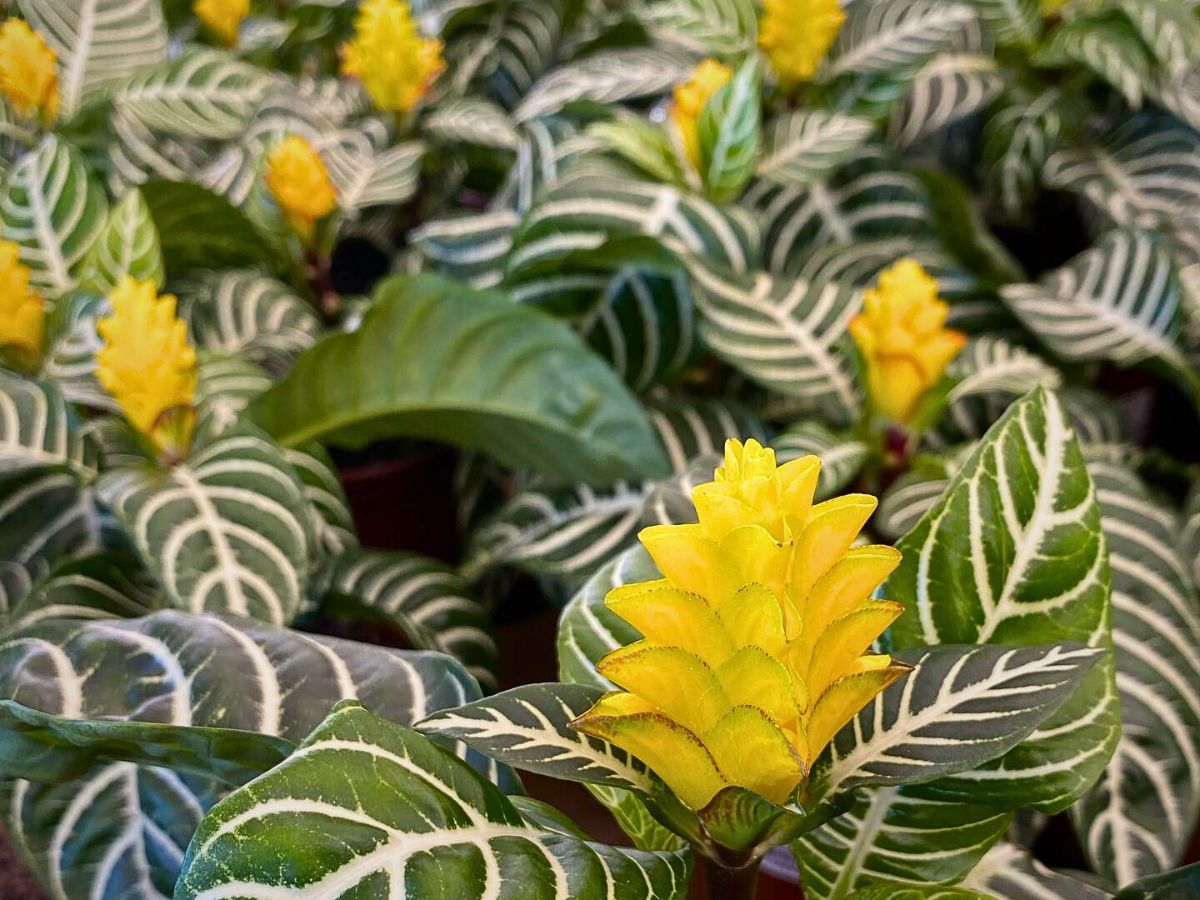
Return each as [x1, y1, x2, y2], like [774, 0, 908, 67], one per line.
[573, 439, 909, 813]
[96, 277, 197, 458]
[341, 0, 444, 116]
[0, 19, 60, 124]
[669, 58, 732, 170]
[0, 240, 46, 369]
[193, 0, 249, 46]
[758, 0, 845, 84]
[849, 258, 968, 423]
[265, 136, 339, 244]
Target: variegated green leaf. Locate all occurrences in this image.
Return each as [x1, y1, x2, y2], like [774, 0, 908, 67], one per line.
[0, 371, 97, 476]
[1183, 483, 1200, 589]
[847, 884, 991, 900]
[889, 387, 1118, 812]
[647, 395, 767, 474]
[632, 0, 757, 55]
[419, 682, 653, 792]
[1037, 11, 1155, 108]
[1073, 464, 1200, 887]
[3, 550, 160, 632]
[983, 88, 1062, 219]
[963, 0, 1040, 47]
[756, 111, 877, 188]
[1, 136, 107, 296]
[98, 426, 311, 624]
[0, 467, 108, 585]
[960, 842, 1109, 899]
[175, 701, 692, 899]
[282, 442, 356, 557]
[316, 548, 498, 691]
[888, 54, 1003, 150]
[326, 141, 425, 212]
[412, 210, 520, 289]
[21, 0, 168, 118]
[425, 97, 521, 151]
[771, 422, 868, 499]
[824, 0, 985, 80]
[698, 56, 760, 203]
[192, 355, 273, 441]
[0, 609, 484, 900]
[79, 187, 164, 293]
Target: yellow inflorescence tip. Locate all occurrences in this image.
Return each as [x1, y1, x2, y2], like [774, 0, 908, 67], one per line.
[0, 240, 46, 370]
[265, 135, 339, 243]
[340, 0, 445, 116]
[758, 0, 846, 84]
[573, 439, 907, 811]
[0, 19, 60, 124]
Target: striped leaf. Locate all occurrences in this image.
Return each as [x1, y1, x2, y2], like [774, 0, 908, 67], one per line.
[79, 188, 164, 294]
[316, 548, 498, 691]
[179, 269, 320, 370]
[983, 88, 1062, 219]
[632, 0, 757, 55]
[964, 0, 1039, 47]
[1001, 230, 1199, 401]
[1115, 865, 1200, 898]
[1183, 483, 1200, 590]
[193, 355, 273, 441]
[250, 274, 671, 483]
[0, 371, 97, 475]
[795, 788, 1011, 899]
[960, 842, 1109, 899]
[756, 111, 877, 188]
[21, 0, 168, 118]
[791, 235, 977, 298]
[698, 56, 760, 203]
[1, 136, 107, 296]
[889, 387, 1118, 812]
[771, 422, 868, 499]
[1073, 464, 1200, 887]
[98, 426, 311, 625]
[824, 0, 985, 80]
[176, 701, 692, 899]
[847, 885, 989, 900]
[0, 609, 484, 900]
[425, 97, 521, 151]
[642, 454, 720, 527]
[112, 49, 275, 140]
[1037, 11, 1156, 108]
[888, 54, 1003, 150]
[688, 258, 863, 424]
[0, 467, 107, 584]
[494, 117, 583, 214]
[448, 0, 562, 110]
[1114, 0, 1200, 81]
[412, 210, 519, 289]
[514, 48, 693, 122]
[648, 396, 768, 474]
[326, 141, 425, 212]
[282, 443, 356, 558]
[3, 550, 160, 632]
[875, 463, 954, 543]
[419, 682, 653, 792]
[812, 643, 1105, 801]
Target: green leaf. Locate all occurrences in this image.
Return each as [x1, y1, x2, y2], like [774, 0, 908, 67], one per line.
[79, 187, 164, 293]
[1115, 862, 1200, 899]
[176, 701, 693, 899]
[1114, 0, 1200, 81]
[316, 548, 498, 692]
[139, 179, 283, 276]
[824, 0, 985, 80]
[250, 274, 671, 483]
[889, 388, 1118, 812]
[961, 842, 1110, 898]
[812, 643, 1104, 801]
[425, 97, 521, 151]
[983, 88, 1063, 219]
[0, 371, 98, 476]
[647, 396, 768, 473]
[589, 116, 689, 186]
[1001, 229, 1199, 404]
[0, 466, 107, 584]
[1036, 11, 1155, 108]
[192, 354, 274, 441]
[282, 442, 356, 557]
[326, 140, 426, 212]
[846, 884, 991, 899]
[771, 422, 868, 500]
[888, 55, 1003, 150]
[1183, 483, 1200, 590]
[1, 135, 107, 296]
[0, 609, 486, 900]
[1073, 464, 1200, 886]
[698, 56, 760, 203]
[419, 682, 654, 792]
[631, 0, 757, 55]
[21, 0, 168, 118]
[98, 426, 312, 625]
[963, 0, 1040, 47]
[756, 111, 876, 187]
[514, 48, 693, 122]
[412, 210, 520, 289]
[0, 699, 294, 786]
[5, 550, 161, 633]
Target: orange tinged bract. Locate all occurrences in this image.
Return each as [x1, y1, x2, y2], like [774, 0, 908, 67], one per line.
[573, 439, 908, 811]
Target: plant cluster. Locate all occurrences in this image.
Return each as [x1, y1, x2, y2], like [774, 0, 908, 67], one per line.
[0, 0, 1199, 898]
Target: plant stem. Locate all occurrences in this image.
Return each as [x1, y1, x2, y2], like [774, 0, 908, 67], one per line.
[702, 855, 760, 900]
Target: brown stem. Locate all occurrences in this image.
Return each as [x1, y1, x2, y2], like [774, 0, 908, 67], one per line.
[305, 251, 339, 323]
[702, 855, 760, 900]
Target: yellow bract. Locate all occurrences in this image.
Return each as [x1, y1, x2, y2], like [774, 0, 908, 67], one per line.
[193, 0, 249, 46]
[341, 0, 444, 115]
[573, 439, 908, 811]
[758, 0, 845, 83]
[1040, 0, 1069, 13]
[265, 136, 338, 242]
[96, 277, 198, 457]
[848, 259, 967, 423]
[670, 59, 732, 170]
[0, 240, 45, 368]
[0, 19, 59, 124]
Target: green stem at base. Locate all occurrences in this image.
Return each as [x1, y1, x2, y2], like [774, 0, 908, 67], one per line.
[703, 855, 761, 900]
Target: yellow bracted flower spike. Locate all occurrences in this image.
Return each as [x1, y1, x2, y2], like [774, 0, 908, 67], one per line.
[265, 136, 339, 243]
[193, 0, 249, 46]
[341, 0, 445, 116]
[670, 59, 732, 170]
[0, 19, 60, 124]
[0, 240, 46, 369]
[97, 277, 198, 457]
[848, 258, 967, 423]
[758, 0, 845, 83]
[573, 439, 909, 811]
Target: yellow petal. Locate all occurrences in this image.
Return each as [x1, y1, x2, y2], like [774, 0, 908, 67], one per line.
[803, 545, 902, 631]
[790, 495, 878, 599]
[703, 707, 805, 804]
[806, 662, 910, 766]
[804, 601, 904, 699]
[573, 699, 728, 810]
[640, 524, 740, 602]
[597, 644, 729, 735]
[714, 583, 787, 657]
[776, 454, 821, 537]
[715, 646, 800, 730]
[605, 580, 734, 668]
[722, 525, 790, 604]
[693, 486, 776, 543]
